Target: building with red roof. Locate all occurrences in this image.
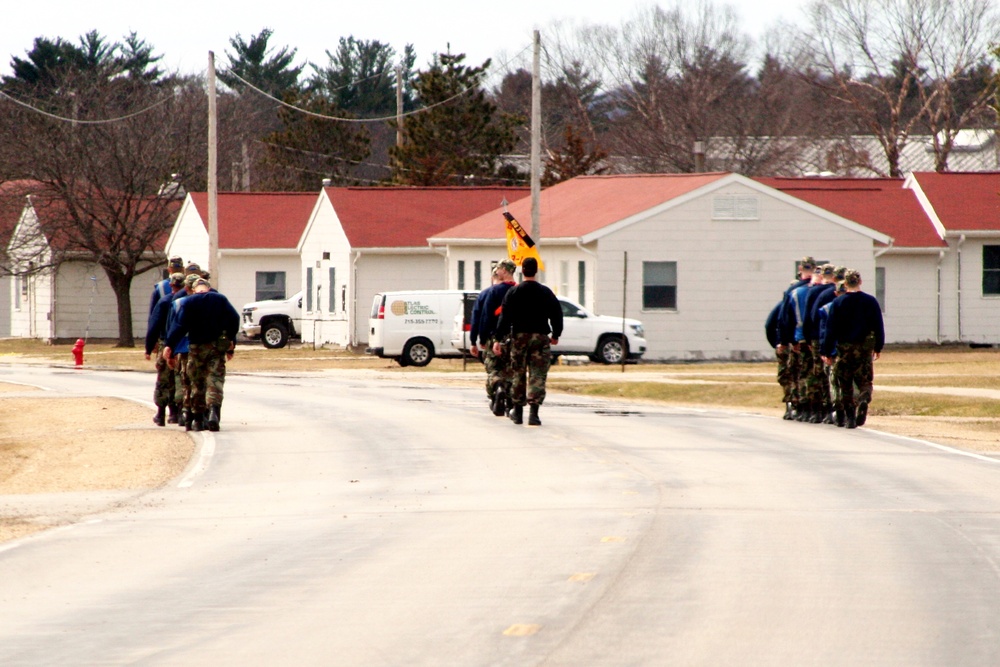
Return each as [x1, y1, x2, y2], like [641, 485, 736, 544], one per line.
[301, 185, 528, 347]
[167, 192, 321, 317]
[432, 173, 891, 360]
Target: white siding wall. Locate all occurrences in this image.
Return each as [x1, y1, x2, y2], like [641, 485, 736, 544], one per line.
[53, 261, 158, 341]
[940, 236, 1000, 345]
[217, 253, 301, 313]
[0, 275, 11, 337]
[164, 197, 209, 269]
[595, 184, 878, 361]
[298, 195, 353, 346]
[876, 253, 940, 344]
[10, 268, 53, 340]
[443, 243, 598, 310]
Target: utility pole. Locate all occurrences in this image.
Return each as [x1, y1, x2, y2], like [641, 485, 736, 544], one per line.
[530, 30, 541, 242]
[207, 51, 219, 285]
[396, 64, 404, 148]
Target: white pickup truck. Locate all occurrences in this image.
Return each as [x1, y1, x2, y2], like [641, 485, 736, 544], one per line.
[241, 292, 303, 349]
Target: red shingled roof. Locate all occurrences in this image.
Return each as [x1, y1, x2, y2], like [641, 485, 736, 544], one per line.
[189, 192, 318, 249]
[434, 173, 728, 240]
[757, 177, 945, 248]
[325, 186, 529, 248]
[909, 172, 1000, 232]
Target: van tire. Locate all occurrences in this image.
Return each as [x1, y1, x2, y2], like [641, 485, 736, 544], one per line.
[261, 321, 289, 349]
[595, 335, 627, 364]
[402, 338, 434, 367]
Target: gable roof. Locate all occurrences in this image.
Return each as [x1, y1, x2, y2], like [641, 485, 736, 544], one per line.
[906, 172, 1000, 234]
[323, 186, 529, 248]
[0, 180, 41, 248]
[189, 192, 319, 249]
[432, 173, 728, 242]
[756, 177, 944, 249]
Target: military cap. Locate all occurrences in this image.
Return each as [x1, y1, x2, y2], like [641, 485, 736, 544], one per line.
[169, 272, 185, 287]
[844, 270, 861, 287]
[820, 264, 835, 277]
[184, 262, 202, 275]
[834, 266, 847, 281]
[496, 258, 517, 274]
[168, 256, 184, 272]
[800, 256, 816, 270]
[184, 273, 201, 288]
[193, 278, 211, 290]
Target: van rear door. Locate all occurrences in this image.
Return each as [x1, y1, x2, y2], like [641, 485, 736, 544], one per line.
[367, 294, 386, 355]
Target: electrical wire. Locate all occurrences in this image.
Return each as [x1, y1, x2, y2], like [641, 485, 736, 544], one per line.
[0, 88, 173, 124]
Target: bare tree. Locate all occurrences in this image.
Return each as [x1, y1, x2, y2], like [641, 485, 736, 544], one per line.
[0, 53, 208, 345]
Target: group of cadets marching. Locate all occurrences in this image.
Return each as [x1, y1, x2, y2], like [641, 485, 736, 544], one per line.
[469, 257, 563, 427]
[145, 256, 241, 432]
[767, 256, 885, 429]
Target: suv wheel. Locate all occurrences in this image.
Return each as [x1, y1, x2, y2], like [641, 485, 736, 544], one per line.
[261, 322, 289, 349]
[596, 335, 627, 364]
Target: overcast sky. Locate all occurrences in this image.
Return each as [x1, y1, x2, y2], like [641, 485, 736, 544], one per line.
[0, 0, 810, 78]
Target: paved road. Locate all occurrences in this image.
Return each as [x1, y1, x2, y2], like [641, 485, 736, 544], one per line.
[2, 366, 1000, 666]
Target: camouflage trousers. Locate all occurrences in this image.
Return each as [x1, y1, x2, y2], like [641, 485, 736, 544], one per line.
[833, 341, 875, 411]
[789, 343, 811, 407]
[776, 346, 794, 403]
[484, 337, 511, 400]
[509, 333, 552, 406]
[826, 361, 842, 409]
[807, 340, 831, 406]
[187, 337, 229, 414]
[153, 343, 175, 407]
[172, 353, 190, 410]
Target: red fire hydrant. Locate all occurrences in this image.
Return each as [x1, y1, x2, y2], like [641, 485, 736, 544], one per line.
[72, 338, 85, 367]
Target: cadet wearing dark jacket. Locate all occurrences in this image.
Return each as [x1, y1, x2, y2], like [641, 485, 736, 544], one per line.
[164, 279, 240, 432]
[821, 271, 885, 429]
[144, 272, 184, 426]
[493, 257, 563, 426]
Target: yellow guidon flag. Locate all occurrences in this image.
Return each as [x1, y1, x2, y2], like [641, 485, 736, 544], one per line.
[503, 211, 544, 270]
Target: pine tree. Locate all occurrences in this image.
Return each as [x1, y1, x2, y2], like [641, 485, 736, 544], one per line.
[390, 53, 522, 185]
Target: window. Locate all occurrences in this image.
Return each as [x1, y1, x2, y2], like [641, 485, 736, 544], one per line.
[875, 267, 886, 312]
[306, 267, 313, 311]
[643, 261, 677, 309]
[712, 195, 759, 220]
[560, 260, 569, 296]
[578, 261, 586, 304]
[255, 271, 286, 301]
[984, 246, 1000, 295]
[474, 260, 482, 290]
[328, 268, 336, 312]
[457, 260, 466, 290]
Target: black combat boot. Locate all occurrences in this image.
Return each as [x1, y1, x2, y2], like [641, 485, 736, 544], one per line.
[152, 404, 166, 427]
[856, 401, 869, 426]
[845, 405, 857, 429]
[808, 404, 823, 424]
[528, 404, 541, 426]
[206, 405, 220, 432]
[835, 408, 845, 427]
[190, 412, 204, 432]
[167, 403, 180, 424]
[822, 404, 835, 424]
[782, 403, 793, 420]
[492, 386, 506, 416]
[181, 408, 191, 431]
[511, 404, 523, 425]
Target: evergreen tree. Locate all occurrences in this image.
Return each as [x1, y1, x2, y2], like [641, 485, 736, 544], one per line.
[219, 29, 304, 97]
[257, 91, 371, 190]
[308, 37, 415, 116]
[390, 53, 521, 185]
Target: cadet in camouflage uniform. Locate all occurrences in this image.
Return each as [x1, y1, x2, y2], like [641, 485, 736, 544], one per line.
[774, 257, 814, 419]
[818, 278, 847, 426]
[476, 258, 518, 416]
[164, 278, 240, 432]
[781, 258, 818, 420]
[805, 264, 838, 423]
[166, 273, 202, 428]
[144, 272, 185, 426]
[493, 257, 563, 426]
[821, 270, 885, 429]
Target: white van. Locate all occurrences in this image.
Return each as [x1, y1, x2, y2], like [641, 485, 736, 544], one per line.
[368, 290, 477, 366]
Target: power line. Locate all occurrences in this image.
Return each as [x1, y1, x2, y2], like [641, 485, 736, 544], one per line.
[0, 89, 173, 124]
